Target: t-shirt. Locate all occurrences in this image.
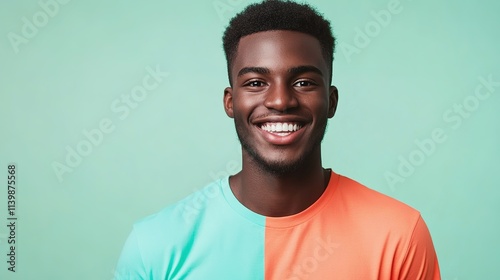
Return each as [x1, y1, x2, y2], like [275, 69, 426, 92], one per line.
[114, 170, 440, 280]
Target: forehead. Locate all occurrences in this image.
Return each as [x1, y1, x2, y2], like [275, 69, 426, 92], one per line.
[232, 30, 327, 75]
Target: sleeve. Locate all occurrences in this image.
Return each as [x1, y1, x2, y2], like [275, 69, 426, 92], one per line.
[114, 228, 148, 280]
[398, 215, 441, 280]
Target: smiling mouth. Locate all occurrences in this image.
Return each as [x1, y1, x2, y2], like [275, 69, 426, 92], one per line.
[258, 122, 303, 136]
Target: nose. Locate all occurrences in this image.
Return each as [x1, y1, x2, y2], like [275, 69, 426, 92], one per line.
[263, 82, 298, 112]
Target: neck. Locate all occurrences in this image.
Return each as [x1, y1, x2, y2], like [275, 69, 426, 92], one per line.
[229, 148, 329, 217]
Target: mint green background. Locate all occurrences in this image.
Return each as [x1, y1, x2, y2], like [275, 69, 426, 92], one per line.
[0, 0, 498, 279]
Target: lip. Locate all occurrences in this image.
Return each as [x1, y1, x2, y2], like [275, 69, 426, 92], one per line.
[256, 124, 306, 145]
[252, 116, 309, 146]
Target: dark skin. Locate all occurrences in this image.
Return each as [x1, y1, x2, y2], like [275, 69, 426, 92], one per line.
[223, 30, 338, 217]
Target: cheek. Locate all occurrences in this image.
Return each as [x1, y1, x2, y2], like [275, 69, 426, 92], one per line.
[304, 96, 330, 116]
[233, 94, 260, 116]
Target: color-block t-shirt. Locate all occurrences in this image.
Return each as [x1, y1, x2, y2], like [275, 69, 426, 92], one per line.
[115, 171, 440, 279]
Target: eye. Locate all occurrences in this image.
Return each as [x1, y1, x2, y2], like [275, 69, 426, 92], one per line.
[245, 80, 266, 87]
[294, 80, 316, 87]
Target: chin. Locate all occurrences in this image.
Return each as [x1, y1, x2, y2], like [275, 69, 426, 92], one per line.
[242, 143, 313, 176]
[257, 157, 304, 175]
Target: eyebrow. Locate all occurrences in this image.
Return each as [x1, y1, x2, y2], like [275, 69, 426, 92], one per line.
[237, 65, 324, 78]
[237, 67, 270, 77]
[288, 65, 324, 77]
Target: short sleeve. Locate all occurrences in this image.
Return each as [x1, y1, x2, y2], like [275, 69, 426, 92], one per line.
[114, 228, 148, 280]
[399, 215, 441, 280]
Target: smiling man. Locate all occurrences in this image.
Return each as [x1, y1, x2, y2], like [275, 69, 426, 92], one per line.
[115, 1, 440, 279]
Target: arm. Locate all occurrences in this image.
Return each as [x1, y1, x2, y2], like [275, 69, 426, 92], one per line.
[114, 228, 148, 280]
[398, 215, 441, 280]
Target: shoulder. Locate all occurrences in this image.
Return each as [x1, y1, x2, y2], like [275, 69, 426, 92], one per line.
[329, 173, 425, 245]
[134, 178, 226, 235]
[131, 179, 226, 257]
[331, 174, 440, 278]
[114, 179, 229, 277]
[335, 174, 421, 221]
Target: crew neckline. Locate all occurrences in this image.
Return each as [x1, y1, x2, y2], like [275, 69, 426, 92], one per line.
[221, 170, 340, 228]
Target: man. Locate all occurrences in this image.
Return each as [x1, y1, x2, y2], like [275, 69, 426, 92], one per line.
[115, 1, 440, 279]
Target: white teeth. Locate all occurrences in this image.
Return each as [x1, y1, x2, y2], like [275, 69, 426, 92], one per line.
[260, 122, 302, 133]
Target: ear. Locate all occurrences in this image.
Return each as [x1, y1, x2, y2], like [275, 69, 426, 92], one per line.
[327, 85, 338, 118]
[223, 87, 234, 118]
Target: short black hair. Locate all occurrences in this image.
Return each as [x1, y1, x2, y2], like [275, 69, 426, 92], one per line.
[222, 0, 336, 86]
